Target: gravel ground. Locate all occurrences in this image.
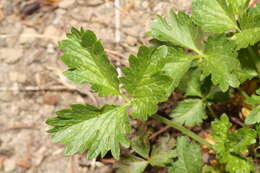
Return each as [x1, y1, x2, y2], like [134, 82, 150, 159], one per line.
[4, 0, 252, 172]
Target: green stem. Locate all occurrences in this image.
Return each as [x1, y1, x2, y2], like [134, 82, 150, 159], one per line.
[152, 114, 214, 149]
[238, 88, 249, 99]
[207, 104, 218, 119]
[247, 46, 260, 75]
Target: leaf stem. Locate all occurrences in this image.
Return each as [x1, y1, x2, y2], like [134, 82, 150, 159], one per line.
[238, 88, 249, 99]
[152, 114, 214, 149]
[207, 104, 218, 119]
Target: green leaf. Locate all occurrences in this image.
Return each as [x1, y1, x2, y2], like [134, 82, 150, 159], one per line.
[131, 126, 150, 159]
[246, 88, 260, 105]
[192, 0, 239, 33]
[201, 35, 241, 91]
[228, 127, 257, 154]
[168, 136, 203, 173]
[202, 165, 223, 173]
[170, 99, 206, 127]
[223, 155, 255, 173]
[245, 106, 260, 125]
[211, 114, 257, 173]
[162, 47, 194, 91]
[246, 89, 260, 124]
[121, 46, 172, 120]
[115, 154, 148, 173]
[236, 48, 258, 82]
[206, 85, 230, 103]
[59, 28, 120, 96]
[46, 104, 131, 160]
[226, 0, 250, 17]
[150, 11, 203, 53]
[239, 4, 260, 30]
[178, 68, 203, 97]
[232, 4, 260, 49]
[231, 28, 260, 50]
[149, 134, 177, 166]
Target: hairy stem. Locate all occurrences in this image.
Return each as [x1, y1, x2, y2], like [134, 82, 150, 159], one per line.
[152, 114, 214, 149]
[238, 88, 250, 99]
[207, 104, 218, 119]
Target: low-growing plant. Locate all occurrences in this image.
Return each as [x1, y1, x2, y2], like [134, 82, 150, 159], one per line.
[46, 0, 260, 172]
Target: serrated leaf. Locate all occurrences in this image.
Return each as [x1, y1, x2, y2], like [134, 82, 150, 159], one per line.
[178, 68, 203, 97]
[150, 11, 203, 53]
[236, 48, 258, 82]
[121, 46, 172, 120]
[226, 0, 250, 17]
[149, 134, 177, 166]
[224, 155, 255, 173]
[131, 126, 150, 159]
[201, 35, 241, 91]
[46, 104, 131, 160]
[232, 4, 260, 49]
[162, 47, 194, 91]
[59, 28, 120, 96]
[239, 4, 260, 30]
[231, 28, 260, 50]
[245, 106, 260, 125]
[228, 127, 257, 153]
[115, 154, 148, 173]
[211, 114, 257, 173]
[168, 136, 203, 173]
[192, 0, 239, 33]
[170, 99, 206, 127]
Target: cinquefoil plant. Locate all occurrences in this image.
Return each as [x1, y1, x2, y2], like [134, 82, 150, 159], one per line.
[46, 0, 260, 172]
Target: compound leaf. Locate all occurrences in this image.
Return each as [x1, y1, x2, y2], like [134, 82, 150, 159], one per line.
[59, 28, 120, 96]
[149, 134, 177, 166]
[121, 46, 172, 120]
[201, 35, 241, 91]
[115, 154, 148, 173]
[168, 136, 203, 173]
[150, 11, 203, 53]
[192, 0, 238, 33]
[211, 114, 257, 173]
[46, 104, 131, 160]
[170, 99, 206, 127]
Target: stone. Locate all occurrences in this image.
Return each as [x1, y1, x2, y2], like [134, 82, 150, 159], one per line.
[58, 0, 76, 9]
[19, 27, 38, 44]
[0, 48, 23, 64]
[4, 158, 16, 172]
